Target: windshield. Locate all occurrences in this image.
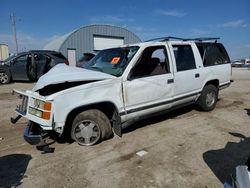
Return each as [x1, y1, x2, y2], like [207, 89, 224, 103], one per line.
[3, 55, 16, 62]
[83, 46, 139, 76]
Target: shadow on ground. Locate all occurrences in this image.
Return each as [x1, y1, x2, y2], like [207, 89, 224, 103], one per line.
[203, 132, 250, 184]
[123, 104, 195, 134]
[0, 154, 32, 187]
[245, 108, 250, 117]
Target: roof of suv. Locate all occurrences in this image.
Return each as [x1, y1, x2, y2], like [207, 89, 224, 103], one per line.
[121, 36, 221, 48]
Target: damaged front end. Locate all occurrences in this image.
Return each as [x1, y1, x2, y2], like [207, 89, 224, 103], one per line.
[11, 89, 55, 145]
[11, 64, 119, 151]
[11, 89, 57, 153]
[24, 121, 55, 153]
[24, 121, 48, 145]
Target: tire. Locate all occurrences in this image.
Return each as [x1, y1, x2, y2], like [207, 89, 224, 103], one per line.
[196, 84, 218, 111]
[0, 71, 11, 84]
[71, 109, 113, 146]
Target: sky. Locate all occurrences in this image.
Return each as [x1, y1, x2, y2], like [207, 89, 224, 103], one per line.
[0, 0, 250, 60]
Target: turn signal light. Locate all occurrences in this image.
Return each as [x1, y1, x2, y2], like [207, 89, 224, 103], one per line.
[44, 102, 52, 111]
[42, 111, 51, 120]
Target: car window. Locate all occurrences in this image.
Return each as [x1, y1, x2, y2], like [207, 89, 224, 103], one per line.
[83, 46, 139, 77]
[173, 45, 196, 72]
[196, 43, 230, 67]
[130, 46, 170, 79]
[3, 55, 15, 62]
[15, 55, 28, 64]
[34, 53, 46, 61]
[52, 53, 67, 60]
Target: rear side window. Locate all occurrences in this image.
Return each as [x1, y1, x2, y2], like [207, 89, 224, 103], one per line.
[173, 45, 196, 72]
[52, 53, 66, 60]
[196, 43, 230, 67]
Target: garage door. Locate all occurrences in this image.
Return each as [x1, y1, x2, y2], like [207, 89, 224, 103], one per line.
[94, 36, 124, 51]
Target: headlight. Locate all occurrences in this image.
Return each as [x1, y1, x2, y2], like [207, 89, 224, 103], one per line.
[33, 99, 52, 110]
[30, 98, 52, 120]
[29, 107, 43, 117]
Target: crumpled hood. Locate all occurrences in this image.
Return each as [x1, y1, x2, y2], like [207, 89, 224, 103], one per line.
[33, 64, 115, 91]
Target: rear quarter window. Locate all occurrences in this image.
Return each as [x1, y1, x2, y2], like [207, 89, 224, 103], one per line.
[196, 43, 230, 67]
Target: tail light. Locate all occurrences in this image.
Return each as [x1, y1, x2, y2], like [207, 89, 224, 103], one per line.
[64, 60, 69, 65]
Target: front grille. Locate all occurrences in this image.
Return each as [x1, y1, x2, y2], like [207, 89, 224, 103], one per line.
[17, 95, 28, 114]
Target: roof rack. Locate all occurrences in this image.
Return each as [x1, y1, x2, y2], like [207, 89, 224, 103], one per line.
[191, 37, 220, 42]
[145, 36, 220, 42]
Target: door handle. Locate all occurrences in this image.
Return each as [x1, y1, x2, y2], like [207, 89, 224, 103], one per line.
[167, 79, 174, 84]
[195, 73, 200, 78]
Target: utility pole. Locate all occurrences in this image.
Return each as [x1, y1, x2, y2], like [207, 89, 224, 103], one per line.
[10, 13, 18, 54]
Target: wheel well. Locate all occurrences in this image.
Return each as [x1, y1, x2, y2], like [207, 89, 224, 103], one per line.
[0, 68, 12, 80]
[204, 79, 219, 88]
[64, 102, 119, 134]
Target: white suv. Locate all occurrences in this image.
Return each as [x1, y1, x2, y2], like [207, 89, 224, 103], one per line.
[12, 37, 232, 147]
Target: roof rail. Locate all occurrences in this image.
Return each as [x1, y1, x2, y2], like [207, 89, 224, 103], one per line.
[191, 37, 220, 41]
[145, 36, 220, 42]
[145, 36, 185, 42]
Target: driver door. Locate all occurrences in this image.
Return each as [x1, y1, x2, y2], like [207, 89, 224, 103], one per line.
[11, 54, 29, 80]
[123, 45, 174, 120]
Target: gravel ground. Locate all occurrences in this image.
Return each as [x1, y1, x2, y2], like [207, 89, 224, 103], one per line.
[0, 68, 250, 188]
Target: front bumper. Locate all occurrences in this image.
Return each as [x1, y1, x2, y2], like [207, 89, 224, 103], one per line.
[13, 89, 53, 130]
[24, 121, 47, 146]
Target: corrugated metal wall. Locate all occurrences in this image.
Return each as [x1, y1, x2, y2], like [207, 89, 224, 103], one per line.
[58, 25, 141, 60]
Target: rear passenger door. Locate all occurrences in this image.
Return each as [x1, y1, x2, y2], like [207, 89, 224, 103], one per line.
[169, 42, 203, 105]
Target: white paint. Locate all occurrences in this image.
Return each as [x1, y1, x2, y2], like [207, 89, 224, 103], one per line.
[67, 49, 76, 66]
[94, 36, 124, 51]
[14, 40, 232, 137]
[32, 64, 115, 91]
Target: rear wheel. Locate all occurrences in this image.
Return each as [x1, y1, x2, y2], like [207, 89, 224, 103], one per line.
[197, 84, 218, 111]
[0, 71, 11, 84]
[71, 109, 112, 146]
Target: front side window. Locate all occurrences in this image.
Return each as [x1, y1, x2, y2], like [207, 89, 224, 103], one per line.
[173, 45, 196, 72]
[130, 46, 170, 79]
[83, 46, 139, 77]
[15, 55, 28, 64]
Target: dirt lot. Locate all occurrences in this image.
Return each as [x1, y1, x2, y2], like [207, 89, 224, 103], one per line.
[0, 68, 250, 188]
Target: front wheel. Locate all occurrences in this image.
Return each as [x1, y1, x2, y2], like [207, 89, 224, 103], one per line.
[196, 84, 218, 111]
[0, 71, 11, 84]
[71, 109, 113, 146]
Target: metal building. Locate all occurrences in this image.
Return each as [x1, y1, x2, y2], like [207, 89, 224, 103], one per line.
[0, 44, 9, 61]
[44, 24, 141, 66]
